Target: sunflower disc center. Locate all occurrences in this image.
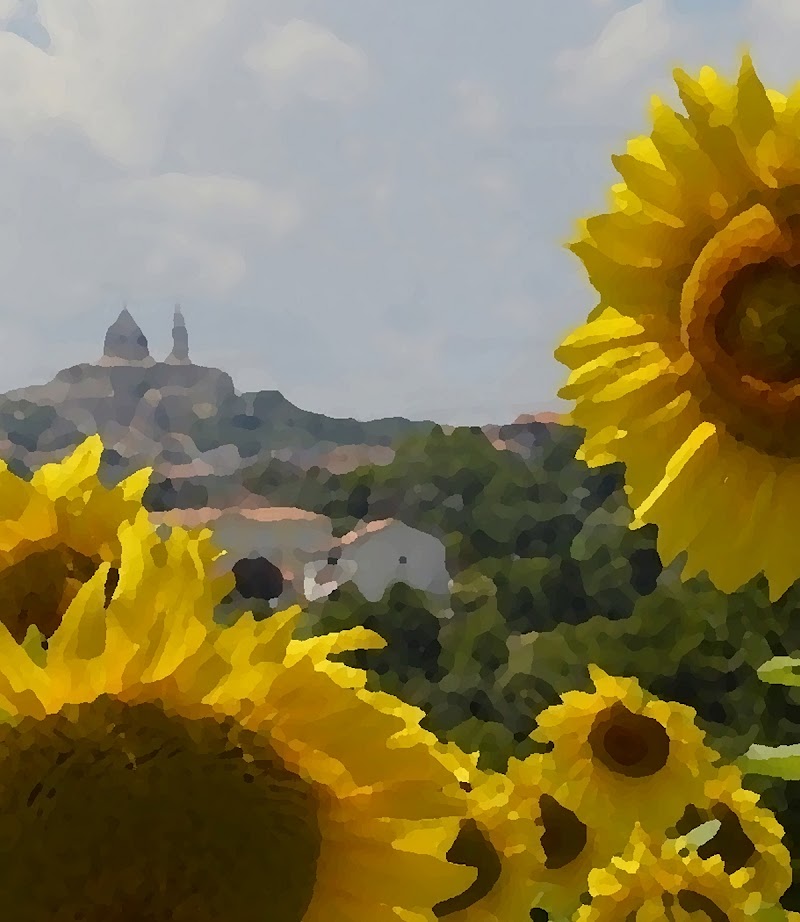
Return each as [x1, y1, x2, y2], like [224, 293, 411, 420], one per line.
[538, 794, 588, 871]
[0, 697, 321, 922]
[588, 704, 670, 779]
[716, 260, 800, 384]
[0, 545, 113, 642]
[433, 819, 502, 917]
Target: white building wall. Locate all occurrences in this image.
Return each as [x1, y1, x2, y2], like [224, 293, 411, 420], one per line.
[338, 521, 451, 602]
[211, 513, 334, 574]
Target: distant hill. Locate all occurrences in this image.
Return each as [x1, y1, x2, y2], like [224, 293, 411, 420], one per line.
[0, 308, 438, 480]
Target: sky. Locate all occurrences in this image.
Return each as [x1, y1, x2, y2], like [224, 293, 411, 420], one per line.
[1, 0, 800, 425]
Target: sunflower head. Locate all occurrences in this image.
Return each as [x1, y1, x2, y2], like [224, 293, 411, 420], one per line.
[433, 750, 614, 922]
[0, 436, 155, 642]
[0, 435, 236, 644]
[0, 517, 476, 920]
[576, 823, 781, 922]
[556, 54, 800, 598]
[667, 764, 792, 906]
[532, 667, 721, 850]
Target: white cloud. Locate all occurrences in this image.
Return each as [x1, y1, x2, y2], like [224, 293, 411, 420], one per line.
[0, 0, 737, 422]
[0, 3, 325, 326]
[749, 0, 800, 23]
[453, 79, 505, 138]
[0, 0, 20, 22]
[555, 0, 674, 103]
[0, 0, 232, 168]
[111, 173, 304, 237]
[139, 229, 247, 298]
[744, 0, 800, 87]
[244, 18, 370, 107]
[475, 165, 517, 208]
[362, 176, 394, 214]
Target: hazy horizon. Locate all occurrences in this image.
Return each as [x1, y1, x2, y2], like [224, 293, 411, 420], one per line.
[0, 0, 796, 426]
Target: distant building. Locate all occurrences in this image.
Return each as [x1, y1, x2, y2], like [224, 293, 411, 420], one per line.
[304, 519, 451, 603]
[98, 307, 155, 368]
[165, 304, 191, 365]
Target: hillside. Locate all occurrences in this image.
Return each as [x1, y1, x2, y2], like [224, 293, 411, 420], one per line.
[0, 309, 438, 481]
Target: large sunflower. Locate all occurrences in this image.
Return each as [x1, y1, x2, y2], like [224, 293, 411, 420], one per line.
[556, 54, 800, 599]
[432, 749, 611, 922]
[576, 823, 783, 922]
[531, 666, 721, 849]
[667, 764, 792, 906]
[0, 516, 475, 920]
[0, 435, 164, 641]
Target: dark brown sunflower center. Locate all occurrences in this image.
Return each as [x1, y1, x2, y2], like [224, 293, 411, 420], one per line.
[674, 803, 756, 874]
[625, 890, 730, 922]
[0, 696, 321, 922]
[588, 704, 670, 778]
[674, 889, 731, 922]
[0, 545, 117, 642]
[716, 260, 800, 384]
[628, 890, 730, 922]
[539, 794, 588, 870]
[434, 818, 502, 917]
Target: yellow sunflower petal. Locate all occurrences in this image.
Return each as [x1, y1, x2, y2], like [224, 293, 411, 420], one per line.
[577, 822, 775, 922]
[735, 53, 777, 153]
[668, 764, 793, 905]
[532, 667, 720, 853]
[632, 420, 718, 528]
[0, 518, 475, 918]
[761, 465, 800, 600]
[556, 54, 800, 596]
[30, 434, 104, 500]
[0, 437, 167, 643]
[0, 471, 58, 552]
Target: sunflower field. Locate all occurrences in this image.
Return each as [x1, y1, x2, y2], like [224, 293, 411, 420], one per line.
[6, 53, 800, 922]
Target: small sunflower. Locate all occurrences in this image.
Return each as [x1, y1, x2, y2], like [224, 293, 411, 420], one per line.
[531, 666, 721, 849]
[576, 824, 779, 922]
[0, 517, 475, 920]
[667, 764, 792, 906]
[433, 750, 610, 922]
[0, 435, 162, 642]
[556, 54, 800, 599]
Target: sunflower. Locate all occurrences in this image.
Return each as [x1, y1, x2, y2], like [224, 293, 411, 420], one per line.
[576, 823, 781, 922]
[432, 749, 611, 922]
[0, 515, 475, 920]
[0, 434, 167, 642]
[555, 53, 800, 599]
[667, 764, 792, 906]
[531, 666, 721, 848]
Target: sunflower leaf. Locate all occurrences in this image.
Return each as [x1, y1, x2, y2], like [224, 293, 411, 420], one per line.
[757, 656, 800, 687]
[738, 743, 800, 780]
[21, 624, 47, 668]
[683, 820, 721, 850]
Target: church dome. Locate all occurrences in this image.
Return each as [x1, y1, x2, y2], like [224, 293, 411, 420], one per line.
[99, 308, 154, 366]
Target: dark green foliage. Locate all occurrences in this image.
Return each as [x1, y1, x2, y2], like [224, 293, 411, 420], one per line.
[302, 582, 445, 709]
[293, 420, 800, 904]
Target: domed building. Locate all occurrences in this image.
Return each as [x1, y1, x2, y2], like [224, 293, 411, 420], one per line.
[4, 304, 238, 475]
[97, 307, 155, 367]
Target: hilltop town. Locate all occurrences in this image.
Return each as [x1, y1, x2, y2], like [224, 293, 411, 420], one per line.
[0, 308, 560, 500]
[0, 307, 438, 485]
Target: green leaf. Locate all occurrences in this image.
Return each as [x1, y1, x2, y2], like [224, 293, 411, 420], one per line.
[757, 655, 800, 687]
[21, 624, 47, 669]
[682, 820, 721, 850]
[738, 743, 800, 780]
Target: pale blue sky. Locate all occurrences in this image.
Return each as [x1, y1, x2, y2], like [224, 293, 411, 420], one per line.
[0, 0, 796, 424]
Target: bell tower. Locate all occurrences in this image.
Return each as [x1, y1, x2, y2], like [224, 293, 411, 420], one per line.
[165, 303, 191, 365]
